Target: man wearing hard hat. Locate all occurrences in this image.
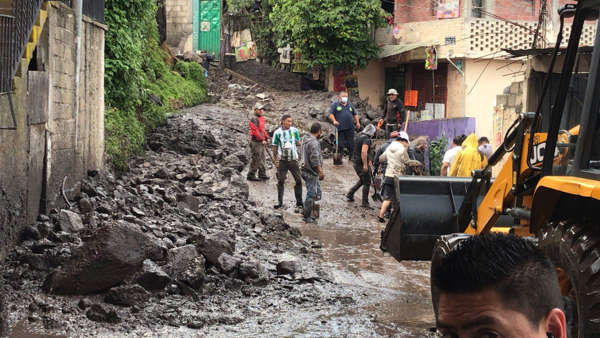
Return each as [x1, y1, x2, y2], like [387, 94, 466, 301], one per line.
[379, 88, 408, 136]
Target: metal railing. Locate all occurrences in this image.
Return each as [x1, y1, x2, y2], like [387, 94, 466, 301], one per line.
[0, 0, 44, 93]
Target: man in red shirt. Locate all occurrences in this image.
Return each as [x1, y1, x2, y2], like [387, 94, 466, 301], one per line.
[248, 102, 270, 181]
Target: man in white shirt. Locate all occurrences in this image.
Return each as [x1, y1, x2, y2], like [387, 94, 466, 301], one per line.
[441, 135, 466, 176]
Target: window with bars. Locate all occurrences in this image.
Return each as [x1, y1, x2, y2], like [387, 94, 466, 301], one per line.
[472, 0, 484, 18]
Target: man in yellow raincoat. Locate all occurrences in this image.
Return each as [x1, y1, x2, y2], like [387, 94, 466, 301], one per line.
[449, 134, 487, 177]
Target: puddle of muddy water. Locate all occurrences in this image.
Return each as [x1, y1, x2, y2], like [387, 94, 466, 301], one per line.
[249, 159, 436, 336]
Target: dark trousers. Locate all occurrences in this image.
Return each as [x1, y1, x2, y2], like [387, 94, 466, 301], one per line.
[248, 141, 266, 178]
[276, 160, 303, 207]
[348, 162, 371, 205]
[338, 129, 355, 156]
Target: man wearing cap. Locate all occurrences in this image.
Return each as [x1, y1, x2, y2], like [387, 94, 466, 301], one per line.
[329, 91, 360, 158]
[373, 130, 399, 177]
[380, 89, 408, 136]
[346, 124, 377, 209]
[247, 102, 270, 181]
[377, 131, 410, 222]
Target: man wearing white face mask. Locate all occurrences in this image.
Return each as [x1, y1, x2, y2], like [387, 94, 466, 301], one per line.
[329, 91, 360, 159]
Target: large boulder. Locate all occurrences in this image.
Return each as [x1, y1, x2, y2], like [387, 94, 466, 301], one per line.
[166, 245, 206, 289]
[43, 221, 164, 295]
[196, 232, 235, 266]
[58, 210, 85, 233]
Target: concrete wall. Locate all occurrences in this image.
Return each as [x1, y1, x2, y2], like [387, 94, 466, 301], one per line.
[356, 59, 386, 108]
[0, 2, 105, 259]
[165, 0, 194, 54]
[464, 59, 524, 139]
[446, 61, 464, 118]
[389, 18, 467, 59]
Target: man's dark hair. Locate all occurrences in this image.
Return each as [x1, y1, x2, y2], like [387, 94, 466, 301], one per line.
[431, 233, 563, 328]
[310, 122, 322, 134]
[453, 135, 463, 146]
[281, 114, 292, 122]
[479, 136, 490, 145]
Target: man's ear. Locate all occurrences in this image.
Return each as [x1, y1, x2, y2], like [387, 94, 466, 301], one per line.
[544, 308, 567, 338]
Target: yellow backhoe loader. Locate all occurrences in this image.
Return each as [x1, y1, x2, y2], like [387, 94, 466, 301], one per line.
[381, 1, 600, 337]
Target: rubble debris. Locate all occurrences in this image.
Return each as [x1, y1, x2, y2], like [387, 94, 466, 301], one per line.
[104, 284, 150, 307]
[135, 259, 170, 291]
[58, 210, 84, 233]
[85, 304, 121, 323]
[43, 221, 163, 295]
[166, 245, 206, 289]
[276, 260, 302, 276]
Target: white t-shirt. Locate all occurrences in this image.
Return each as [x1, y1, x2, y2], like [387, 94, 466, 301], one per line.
[442, 146, 461, 175]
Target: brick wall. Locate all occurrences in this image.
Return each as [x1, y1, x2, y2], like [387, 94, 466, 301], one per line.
[166, 0, 194, 54]
[45, 3, 105, 210]
[0, 2, 105, 259]
[394, 0, 447, 24]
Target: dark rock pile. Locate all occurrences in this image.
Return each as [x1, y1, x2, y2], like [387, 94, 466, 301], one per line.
[2, 107, 336, 335]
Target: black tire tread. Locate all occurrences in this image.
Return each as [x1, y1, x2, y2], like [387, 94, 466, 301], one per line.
[538, 220, 600, 337]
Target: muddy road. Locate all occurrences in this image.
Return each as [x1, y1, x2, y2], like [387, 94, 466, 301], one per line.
[3, 68, 435, 337]
[249, 146, 433, 337]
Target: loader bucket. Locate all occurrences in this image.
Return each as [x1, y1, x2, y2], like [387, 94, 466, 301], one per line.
[380, 176, 475, 261]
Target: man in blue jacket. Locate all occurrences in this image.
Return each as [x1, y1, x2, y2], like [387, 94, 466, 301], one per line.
[329, 91, 360, 158]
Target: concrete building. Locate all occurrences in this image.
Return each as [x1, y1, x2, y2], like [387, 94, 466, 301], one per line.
[0, 0, 105, 259]
[330, 0, 588, 140]
[164, 0, 222, 56]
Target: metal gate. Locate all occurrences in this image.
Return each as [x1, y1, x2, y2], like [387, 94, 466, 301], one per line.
[195, 0, 220, 57]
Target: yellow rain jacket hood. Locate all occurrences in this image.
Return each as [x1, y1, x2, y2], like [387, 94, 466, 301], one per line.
[449, 134, 487, 177]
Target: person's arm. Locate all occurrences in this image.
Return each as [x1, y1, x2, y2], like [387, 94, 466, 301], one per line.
[352, 104, 360, 129]
[441, 162, 449, 176]
[329, 104, 339, 126]
[361, 144, 369, 172]
[271, 134, 279, 167]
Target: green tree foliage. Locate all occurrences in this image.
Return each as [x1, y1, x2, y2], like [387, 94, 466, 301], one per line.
[429, 136, 448, 176]
[104, 0, 207, 171]
[270, 0, 386, 69]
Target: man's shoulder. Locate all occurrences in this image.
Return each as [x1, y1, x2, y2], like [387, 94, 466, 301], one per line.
[273, 127, 284, 137]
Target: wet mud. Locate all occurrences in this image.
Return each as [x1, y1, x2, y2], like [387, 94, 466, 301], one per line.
[3, 67, 435, 337]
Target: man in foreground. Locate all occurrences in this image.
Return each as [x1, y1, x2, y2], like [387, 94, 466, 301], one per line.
[346, 124, 376, 209]
[247, 102, 270, 181]
[272, 114, 303, 210]
[301, 123, 324, 223]
[431, 233, 567, 338]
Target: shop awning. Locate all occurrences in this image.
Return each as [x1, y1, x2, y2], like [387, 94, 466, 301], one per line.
[378, 43, 428, 59]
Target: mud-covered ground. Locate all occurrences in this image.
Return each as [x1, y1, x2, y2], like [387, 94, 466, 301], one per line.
[3, 66, 435, 337]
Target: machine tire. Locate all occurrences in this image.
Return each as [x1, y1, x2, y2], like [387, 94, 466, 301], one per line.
[430, 233, 471, 319]
[538, 220, 600, 338]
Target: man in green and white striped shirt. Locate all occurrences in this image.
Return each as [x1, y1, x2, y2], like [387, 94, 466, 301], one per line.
[272, 114, 303, 210]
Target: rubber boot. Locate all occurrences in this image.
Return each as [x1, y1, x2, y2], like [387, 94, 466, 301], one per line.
[346, 181, 361, 201]
[303, 199, 313, 219]
[361, 186, 372, 209]
[274, 185, 284, 209]
[294, 183, 303, 208]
